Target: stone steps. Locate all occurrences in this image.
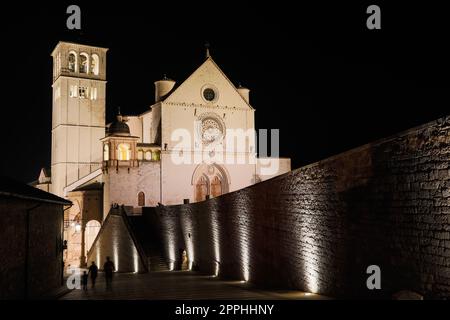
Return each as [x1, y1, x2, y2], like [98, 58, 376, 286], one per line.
[125, 214, 169, 272]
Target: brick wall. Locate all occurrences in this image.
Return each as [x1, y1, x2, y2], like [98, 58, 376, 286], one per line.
[155, 116, 450, 299]
[0, 199, 64, 299]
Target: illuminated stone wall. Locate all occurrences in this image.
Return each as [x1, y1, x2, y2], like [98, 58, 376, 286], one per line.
[155, 116, 450, 299]
[87, 207, 146, 273]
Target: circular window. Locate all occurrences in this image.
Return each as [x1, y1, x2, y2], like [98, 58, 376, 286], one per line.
[203, 88, 216, 101]
[201, 118, 222, 143]
[196, 112, 226, 146]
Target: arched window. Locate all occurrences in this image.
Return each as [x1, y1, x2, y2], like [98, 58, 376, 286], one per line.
[117, 143, 131, 160]
[138, 192, 145, 206]
[68, 51, 77, 72]
[137, 150, 143, 160]
[79, 53, 89, 74]
[103, 144, 109, 161]
[91, 54, 99, 75]
[152, 150, 161, 161]
[145, 151, 152, 161]
[85, 220, 101, 254]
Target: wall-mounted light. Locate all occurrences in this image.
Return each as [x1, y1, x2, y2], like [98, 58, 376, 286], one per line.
[75, 223, 81, 233]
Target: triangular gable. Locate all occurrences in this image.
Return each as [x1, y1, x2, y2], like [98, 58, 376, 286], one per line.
[164, 57, 253, 110]
[38, 168, 51, 184]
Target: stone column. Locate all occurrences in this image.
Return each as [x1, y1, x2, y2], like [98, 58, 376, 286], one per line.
[79, 221, 87, 268]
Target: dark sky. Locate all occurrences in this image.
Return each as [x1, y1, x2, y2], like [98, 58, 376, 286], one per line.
[1, 1, 449, 183]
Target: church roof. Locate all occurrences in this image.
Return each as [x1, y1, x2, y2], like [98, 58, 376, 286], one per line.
[0, 176, 71, 205]
[72, 182, 104, 192]
[160, 56, 254, 110]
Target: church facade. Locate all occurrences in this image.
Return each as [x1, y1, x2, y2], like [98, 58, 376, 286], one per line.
[35, 41, 291, 270]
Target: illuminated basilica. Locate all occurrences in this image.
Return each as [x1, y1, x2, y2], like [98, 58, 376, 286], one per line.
[33, 41, 290, 270]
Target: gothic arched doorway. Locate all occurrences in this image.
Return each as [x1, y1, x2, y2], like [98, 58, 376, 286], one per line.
[195, 176, 209, 202]
[211, 176, 222, 198]
[192, 164, 230, 202]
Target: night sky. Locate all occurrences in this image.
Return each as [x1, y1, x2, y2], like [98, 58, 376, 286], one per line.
[1, 1, 449, 183]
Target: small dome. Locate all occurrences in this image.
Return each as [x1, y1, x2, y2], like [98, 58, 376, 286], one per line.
[108, 112, 130, 136]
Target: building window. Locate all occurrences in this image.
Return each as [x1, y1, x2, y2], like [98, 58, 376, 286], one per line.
[103, 144, 109, 161]
[152, 150, 161, 161]
[79, 53, 89, 74]
[68, 51, 77, 72]
[137, 150, 143, 160]
[117, 143, 131, 161]
[91, 54, 99, 75]
[54, 86, 61, 100]
[79, 86, 88, 99]
[138, 192, 145, 207]
[201, 85, 219, 103]
[69, 85, 78, 98]
[90, 87, 97, 100]
[203, 88, 215, 101]
[145, 151, 152, 161]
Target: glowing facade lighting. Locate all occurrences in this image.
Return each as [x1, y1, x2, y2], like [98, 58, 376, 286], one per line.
[214, 261, 219, 277]
[295, 192, 323, 294]
[113, 245, 119, 272]
[161, 215, 177, 271]
[182, 212, 195, 271]
[133, 249, 139, 273]
[96, 247, 101, 268]
[236, 192, 251, 283]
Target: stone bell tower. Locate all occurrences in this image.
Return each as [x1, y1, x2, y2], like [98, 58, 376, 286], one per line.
[50, 42, 108, 197]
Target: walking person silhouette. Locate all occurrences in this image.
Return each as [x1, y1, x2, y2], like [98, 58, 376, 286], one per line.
[103, 256, 115, 290]
[88, 261, 98, 288]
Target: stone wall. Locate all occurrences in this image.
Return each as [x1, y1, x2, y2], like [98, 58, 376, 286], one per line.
[155, 116, 450, 299]
[87, 207, 146, 273]
[0, 199, 64, 299]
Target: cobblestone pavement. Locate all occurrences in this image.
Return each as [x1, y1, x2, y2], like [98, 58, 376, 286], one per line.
[60, 271, 328, 300]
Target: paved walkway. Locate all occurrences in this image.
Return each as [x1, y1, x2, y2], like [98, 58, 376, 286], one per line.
[61, 271, 328, 300]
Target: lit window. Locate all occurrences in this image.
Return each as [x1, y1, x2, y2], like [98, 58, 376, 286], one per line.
[145, 151, 152, 161]
[79, 86, 88, 99]
[69, 85, 78, 98]
[68, 51, 77, 72]
[138, 192, 145, 207]
[152, 150, 161, 161]
[91, 54, 99, 75]
[117, 143, 131, 160]
[103, 144, 109, 161]
[137, 150, 143, 160]
[79, 53, 89, 74]
[90, 87, 97, 100]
